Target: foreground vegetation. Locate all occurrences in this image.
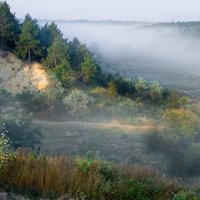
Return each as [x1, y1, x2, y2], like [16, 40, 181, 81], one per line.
[0, 139, 199, 200]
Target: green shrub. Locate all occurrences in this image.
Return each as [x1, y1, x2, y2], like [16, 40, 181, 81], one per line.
[0, 113, 42, 150]
[63, 89, 94, 114]
[16, 91, 48, 112]
[161, 88, 171, 100]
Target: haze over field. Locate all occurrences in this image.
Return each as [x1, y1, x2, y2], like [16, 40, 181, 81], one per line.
[37, 20, 200, 72]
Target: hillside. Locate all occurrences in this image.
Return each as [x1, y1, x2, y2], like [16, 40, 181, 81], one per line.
[0, 52, 48, 94]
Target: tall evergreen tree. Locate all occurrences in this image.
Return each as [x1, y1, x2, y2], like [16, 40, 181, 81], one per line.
[43, 35, 69, 70]
[38, 21, 62, 59]
[0, 1, 19, 62]
[68, 37, 81, 68]
[15, 13, 40, 62]
[81, 52, 98, 83]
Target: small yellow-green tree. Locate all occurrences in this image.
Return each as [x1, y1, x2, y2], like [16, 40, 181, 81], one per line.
[147, 81, 163, 100]
[135, 77, 147, 93]
[107, 80, 117, 97]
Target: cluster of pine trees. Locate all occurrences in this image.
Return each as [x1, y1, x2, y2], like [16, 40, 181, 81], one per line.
[0, 1, 101, 87]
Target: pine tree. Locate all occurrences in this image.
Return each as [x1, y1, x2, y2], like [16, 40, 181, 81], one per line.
[15, 13, 40, 62]
[38, 21, 62, 59]
[81, 52, 97, 83]
[0, 1, 19, 62]
[43, 35, 69, 70]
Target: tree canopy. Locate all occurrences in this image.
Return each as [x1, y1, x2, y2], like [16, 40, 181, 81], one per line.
[42, 35, 69, 69]
[0, 1, 19, 61]
[15, 13, 40, 62]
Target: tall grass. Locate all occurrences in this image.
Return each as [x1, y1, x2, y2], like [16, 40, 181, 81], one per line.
[0, 149, 188, 199]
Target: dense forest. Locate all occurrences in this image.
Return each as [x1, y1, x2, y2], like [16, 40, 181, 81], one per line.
[2, 1, 200, 199]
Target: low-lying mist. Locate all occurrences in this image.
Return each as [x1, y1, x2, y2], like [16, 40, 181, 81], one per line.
[43, 21, 200, 69]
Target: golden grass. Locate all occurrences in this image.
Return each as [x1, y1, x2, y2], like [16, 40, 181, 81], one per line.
[0, 149, 185, 199]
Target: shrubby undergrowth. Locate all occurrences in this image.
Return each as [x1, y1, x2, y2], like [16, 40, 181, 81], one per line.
[0, 113, 42, 150]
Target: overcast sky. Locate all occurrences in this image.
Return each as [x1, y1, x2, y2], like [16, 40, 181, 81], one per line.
[6, 0, 200, 22]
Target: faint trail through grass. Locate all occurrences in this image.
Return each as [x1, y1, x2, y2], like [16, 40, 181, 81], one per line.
[34, 120, 153, 130]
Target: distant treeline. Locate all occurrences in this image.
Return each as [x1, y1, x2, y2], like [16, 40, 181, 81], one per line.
[149, 21, 200, 29]
[37, 19, 152, 26]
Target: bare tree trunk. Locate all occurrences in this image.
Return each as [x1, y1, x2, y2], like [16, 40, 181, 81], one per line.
[29, 48, 30, 63]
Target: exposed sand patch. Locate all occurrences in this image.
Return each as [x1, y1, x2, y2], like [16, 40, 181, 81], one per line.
[0, 52, 48, 94]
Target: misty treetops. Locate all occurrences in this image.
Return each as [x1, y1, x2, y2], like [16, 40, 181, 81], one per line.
[0, 1, 100, 86]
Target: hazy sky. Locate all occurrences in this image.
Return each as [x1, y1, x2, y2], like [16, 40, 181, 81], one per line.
[6, 0, 200, 22]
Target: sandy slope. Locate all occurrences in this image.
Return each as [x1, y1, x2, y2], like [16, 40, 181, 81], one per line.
[0, 52, 48, 94]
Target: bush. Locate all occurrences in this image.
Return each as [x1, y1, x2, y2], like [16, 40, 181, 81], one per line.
[163, 109, 200, 138]
[0, 89, 13, 106]
[143, 128, 200, 177]
[63, 89, 94, 114]
[0, 113, 42, 150]
[16, 91, 48, 112]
